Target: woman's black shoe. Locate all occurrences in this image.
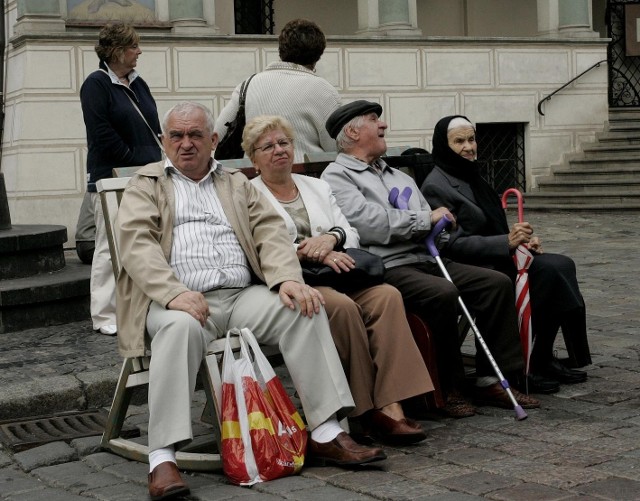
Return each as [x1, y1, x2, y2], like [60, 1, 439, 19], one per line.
[537, 358, 587, 384]
[514, 374, 560, 394]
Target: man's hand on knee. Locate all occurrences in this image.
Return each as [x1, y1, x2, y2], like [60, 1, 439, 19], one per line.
[167, 291, 209, 326]
[278, 281, 325, 318]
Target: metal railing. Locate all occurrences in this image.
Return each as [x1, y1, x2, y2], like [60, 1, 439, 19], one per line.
[537, 59, 607, 116]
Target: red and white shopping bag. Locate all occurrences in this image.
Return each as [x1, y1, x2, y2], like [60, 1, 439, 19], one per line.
[221, 327, 307, 486]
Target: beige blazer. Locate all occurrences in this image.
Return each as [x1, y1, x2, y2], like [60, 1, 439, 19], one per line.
[115, 161, 302, 358]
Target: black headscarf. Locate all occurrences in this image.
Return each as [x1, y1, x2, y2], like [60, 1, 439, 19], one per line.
[431, 115, 509, 235]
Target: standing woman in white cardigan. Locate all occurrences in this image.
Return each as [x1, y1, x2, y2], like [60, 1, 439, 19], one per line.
[244, 115, 440, 445]
[215, 19, 340, 162]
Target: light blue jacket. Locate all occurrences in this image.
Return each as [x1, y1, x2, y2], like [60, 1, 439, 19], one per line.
[321, 153, 437, 269]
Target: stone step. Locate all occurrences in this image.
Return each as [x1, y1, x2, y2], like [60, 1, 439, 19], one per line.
[0, 256, 90, 334]
[536, 179, 640, 192]
[582, 143, 640, 158]
[533, 108, 640, 210]
[523, 201, 640, 211]
[523, 191, 640, 209]
[565, 156, 640, 169]
[595, 130, 640, 143]
[0, 225, 67, 280]
[541, 174, 640, 185]
[608, 107, 640, 121]
[549, 166, 640, 179]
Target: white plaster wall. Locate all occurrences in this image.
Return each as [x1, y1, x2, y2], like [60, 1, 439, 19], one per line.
[1, 35, 608, 246]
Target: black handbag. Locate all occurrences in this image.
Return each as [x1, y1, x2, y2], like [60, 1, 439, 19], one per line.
[302, 248, 385, 293]
[215, 74, 256, 160]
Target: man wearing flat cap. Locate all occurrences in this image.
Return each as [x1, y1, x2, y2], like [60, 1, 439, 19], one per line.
[321, 100, 540, 416]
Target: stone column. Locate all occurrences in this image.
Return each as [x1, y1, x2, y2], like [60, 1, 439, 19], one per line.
[558, 0, 598, 37]
[159, 0, 219, 34]
[357, 0, 422, 36]
[15, 0, 65, 34]
[537, 0, 598, 38]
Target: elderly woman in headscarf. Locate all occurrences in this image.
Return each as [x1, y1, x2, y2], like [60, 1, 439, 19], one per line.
[421, 115, 591, 392]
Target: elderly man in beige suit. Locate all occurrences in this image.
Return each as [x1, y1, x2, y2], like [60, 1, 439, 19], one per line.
[115, 102, 385, 500]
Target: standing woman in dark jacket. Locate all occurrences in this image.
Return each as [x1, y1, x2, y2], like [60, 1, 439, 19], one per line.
[81, 23, 161, 335]
[421, 115, 591, 391]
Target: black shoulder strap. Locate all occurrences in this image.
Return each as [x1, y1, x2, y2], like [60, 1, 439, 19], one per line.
[239, 73, 256, 106]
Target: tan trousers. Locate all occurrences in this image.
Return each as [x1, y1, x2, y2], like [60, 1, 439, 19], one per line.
[318, 284, 434, 417]
[145, 285, 355, 452]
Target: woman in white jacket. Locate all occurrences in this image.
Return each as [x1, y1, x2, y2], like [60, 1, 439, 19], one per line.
[244, 115, 440, 444]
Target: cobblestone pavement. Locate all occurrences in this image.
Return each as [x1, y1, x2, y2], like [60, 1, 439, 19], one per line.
[1, 211, 640, 500]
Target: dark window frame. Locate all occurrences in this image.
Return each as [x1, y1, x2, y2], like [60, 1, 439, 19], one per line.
[476, 122, 526, 193]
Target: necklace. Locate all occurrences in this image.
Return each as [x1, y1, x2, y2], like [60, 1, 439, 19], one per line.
[266, 181, 298, 203]
[276, 188, 300, 203]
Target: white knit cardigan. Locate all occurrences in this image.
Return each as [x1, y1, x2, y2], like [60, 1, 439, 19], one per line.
[214, 62, 341, 162]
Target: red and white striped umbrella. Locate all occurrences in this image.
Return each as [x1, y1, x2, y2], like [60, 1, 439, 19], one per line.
[502, 189, 534, 378]
[513, 244, 534, 375]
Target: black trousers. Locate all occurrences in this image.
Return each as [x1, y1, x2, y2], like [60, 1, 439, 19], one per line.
[496, 253, 591, 368]
[385, 259, 524, 391]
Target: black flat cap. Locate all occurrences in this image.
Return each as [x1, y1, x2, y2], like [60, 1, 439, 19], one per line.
[325, 100, 383, 139]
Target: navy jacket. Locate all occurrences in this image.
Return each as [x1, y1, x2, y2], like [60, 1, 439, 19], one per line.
[80, 61, 161, 192]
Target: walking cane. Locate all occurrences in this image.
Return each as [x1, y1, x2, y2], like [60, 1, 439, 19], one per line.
[388, 187, 528, 421]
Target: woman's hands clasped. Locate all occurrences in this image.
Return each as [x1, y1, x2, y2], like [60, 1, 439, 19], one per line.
[322, 250, 356, 273]
[508, 222, 543, 254]
[297, 234, 355, 273]
[297, 234, 339, 263]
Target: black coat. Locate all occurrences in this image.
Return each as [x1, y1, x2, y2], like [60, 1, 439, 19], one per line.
[422, 165, 590, 366]
[80, 61, 161, 192]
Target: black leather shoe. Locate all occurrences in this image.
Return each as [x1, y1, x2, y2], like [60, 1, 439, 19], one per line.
[514, 374, 560, 394]
[537, 358, 587, 384]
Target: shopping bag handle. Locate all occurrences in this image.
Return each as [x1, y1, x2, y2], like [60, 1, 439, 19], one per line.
[228, 327, 277, 381]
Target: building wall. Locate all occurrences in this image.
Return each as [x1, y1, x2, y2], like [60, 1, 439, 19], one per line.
[2, 34, 608, 246]
[216, 0, 607, 37]
[1, 1, 609, 246]
[273, 0, 358, 35]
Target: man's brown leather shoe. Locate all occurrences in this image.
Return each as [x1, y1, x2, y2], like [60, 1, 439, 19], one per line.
[307, 431, 387, 466]
[369, 410, 427, 445]
[148, 461, 190, 500]
[474, 382, 540, 409]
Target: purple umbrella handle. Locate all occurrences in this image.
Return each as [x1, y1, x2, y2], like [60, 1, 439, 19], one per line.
[425, 215, 453, 257]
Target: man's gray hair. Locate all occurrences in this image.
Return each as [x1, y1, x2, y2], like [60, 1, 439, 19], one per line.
[335, 115, 365, 153]
[161, 102, 215, 134]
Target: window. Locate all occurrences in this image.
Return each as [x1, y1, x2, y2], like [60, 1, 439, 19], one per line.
[234, 0, 274, 35]
[476, 123, 526, 193]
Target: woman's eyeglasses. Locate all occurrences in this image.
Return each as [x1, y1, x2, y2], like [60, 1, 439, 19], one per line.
[253, 138, 293, 154]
